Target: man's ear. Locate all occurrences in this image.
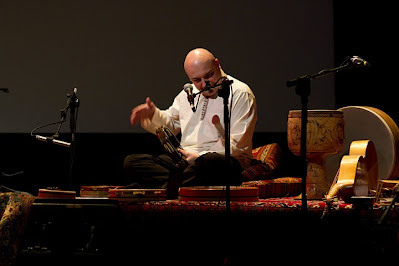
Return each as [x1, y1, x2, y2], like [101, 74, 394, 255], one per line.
[215, 58, 220, 68]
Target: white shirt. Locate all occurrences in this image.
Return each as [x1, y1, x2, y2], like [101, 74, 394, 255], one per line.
[141, 75, 257, 169]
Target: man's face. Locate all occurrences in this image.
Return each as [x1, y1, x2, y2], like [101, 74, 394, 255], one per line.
[185, 59, 222, 99]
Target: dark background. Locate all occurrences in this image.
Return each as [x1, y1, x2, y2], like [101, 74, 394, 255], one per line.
[0, 1, 395, 195]
[0, 1, 334, 133]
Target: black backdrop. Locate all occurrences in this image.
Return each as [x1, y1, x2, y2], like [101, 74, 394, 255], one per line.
[334, 2, 397, 118]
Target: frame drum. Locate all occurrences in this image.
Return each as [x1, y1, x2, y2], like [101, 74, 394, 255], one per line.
[80, 185, 121, 198]
[108, 188, 167, 201]
[178, 186, 259, 202]
[326, 106, 399, 185]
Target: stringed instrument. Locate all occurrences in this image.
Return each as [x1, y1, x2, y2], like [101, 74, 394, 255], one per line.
[325, 140, 378, 202]
[156, 125, 188, 169]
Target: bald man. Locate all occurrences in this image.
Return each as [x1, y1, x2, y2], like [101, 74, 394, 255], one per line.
[124, 48, 257, 197]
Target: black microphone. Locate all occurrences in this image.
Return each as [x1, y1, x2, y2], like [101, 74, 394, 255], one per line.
[350, 56, 370, 67]
[183, 83, 196, 112]
[35, 135, 71, 148]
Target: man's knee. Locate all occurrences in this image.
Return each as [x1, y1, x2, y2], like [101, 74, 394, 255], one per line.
[124, 154, 152, 168]
[186, 152, 242, 185]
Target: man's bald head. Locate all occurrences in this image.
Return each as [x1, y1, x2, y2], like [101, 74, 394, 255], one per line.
[184, 48, 216, 73]
[183, 48, 223, 98]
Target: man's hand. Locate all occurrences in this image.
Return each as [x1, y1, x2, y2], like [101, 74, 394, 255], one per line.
[178, 148, 199, 164]
[130, 97, 156, 125]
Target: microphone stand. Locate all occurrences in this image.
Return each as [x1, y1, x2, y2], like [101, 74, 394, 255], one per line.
[67, 90, 79, 190]
[194, 79, 233, 212]
[42, 89, 79, 190]
[31, 89, 79, 190]
[286, 61, 360, 214]
[218, 78, 233, 213]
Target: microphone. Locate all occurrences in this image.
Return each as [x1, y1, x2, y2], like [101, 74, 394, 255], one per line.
[67, 87, 78, 99]
[350, 56, 370, 67]
[183, 83, 196, 112]
[35, 135, 71, 148]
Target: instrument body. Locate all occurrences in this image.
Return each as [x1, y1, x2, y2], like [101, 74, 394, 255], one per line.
[326, 140, 378, 202]
[156, 126, 188, 169]
[287, 110, 345, 199]
[349, 140, 378, 190]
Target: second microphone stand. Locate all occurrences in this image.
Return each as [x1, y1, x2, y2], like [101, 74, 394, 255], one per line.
[50, 89, 79, 190]
[286, 60, 363, 213]
[66, 90, 79, 190]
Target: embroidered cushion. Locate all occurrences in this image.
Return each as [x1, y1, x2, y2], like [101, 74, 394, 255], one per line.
[241, 143, 282, 181]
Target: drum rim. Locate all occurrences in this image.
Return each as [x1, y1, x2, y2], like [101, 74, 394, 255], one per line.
[38, 189, 76, 194]
[178, 186, 259, 197]
[288, 109, 344, 118]
[178, 186, 258, 191]
[108, 188, 166, 192]
[80, 185, 120, 191]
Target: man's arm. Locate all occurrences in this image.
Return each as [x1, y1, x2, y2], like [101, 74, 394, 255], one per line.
[130, 97, 156, 125]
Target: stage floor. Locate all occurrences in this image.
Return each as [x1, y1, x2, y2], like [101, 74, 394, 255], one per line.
[16, 196, 399, 265]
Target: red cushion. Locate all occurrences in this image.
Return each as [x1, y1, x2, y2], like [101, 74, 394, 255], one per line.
[251, 143, 281, 169]
[241, 143, 282, 181]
